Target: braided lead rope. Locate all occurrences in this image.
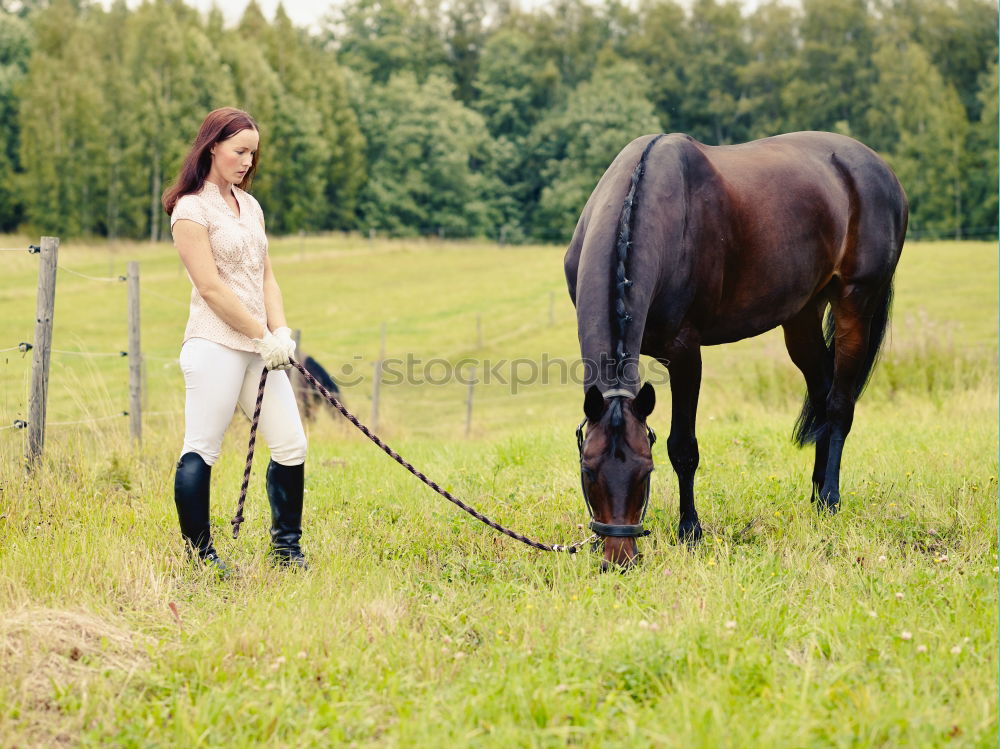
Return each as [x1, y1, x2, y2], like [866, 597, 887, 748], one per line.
[232, 358, 596, 553]
[231, 368, 268, 538]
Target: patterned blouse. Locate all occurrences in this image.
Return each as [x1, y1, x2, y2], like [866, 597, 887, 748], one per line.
[170, 180, 268, 352]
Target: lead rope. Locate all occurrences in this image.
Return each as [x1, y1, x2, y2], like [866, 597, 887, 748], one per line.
[231, 368, 268, 538]
[231, 359, 597, 553]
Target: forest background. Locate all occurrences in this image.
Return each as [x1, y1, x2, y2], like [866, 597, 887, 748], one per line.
[0, 0, 996, 244]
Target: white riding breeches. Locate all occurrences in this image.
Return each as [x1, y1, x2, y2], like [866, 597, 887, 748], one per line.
[178, 337, 307, 466]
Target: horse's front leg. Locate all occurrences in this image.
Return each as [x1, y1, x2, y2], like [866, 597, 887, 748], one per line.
[663, 348, 703, 543]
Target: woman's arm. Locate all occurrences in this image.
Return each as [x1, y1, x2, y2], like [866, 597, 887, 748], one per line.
[262, 254, 288, 331]
[173, 219, 267, 339]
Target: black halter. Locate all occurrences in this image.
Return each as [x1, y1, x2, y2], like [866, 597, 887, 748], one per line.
[575, 391, 656, 539]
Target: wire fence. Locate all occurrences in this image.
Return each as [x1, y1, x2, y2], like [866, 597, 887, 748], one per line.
[2, 241, 144, 456]
[4, 233, 996, 447]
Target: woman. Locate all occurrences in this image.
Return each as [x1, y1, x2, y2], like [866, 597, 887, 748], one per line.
[162, 107, 308, 574]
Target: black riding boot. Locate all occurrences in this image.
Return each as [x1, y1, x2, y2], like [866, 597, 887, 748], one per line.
[174, 452, 230, 577]
[266, 459, 308, 569]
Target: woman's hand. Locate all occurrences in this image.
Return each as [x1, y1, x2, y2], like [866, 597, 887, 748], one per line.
[252, 329, 293, 370]
[273, 327, 297, 365]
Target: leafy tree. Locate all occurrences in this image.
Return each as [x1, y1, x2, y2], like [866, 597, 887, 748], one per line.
[523, 0, 616, 89]
[622, 0, 685, 132]
[738, 1, 801, 139]
[356, 72, 498, 236]
[234, 3, 366, 232]
[870, 35, 970, 238]
[965, 59, 998, 237]
[131, 1, 233, 240]
[677, 0, 750, 144]
[0, 10, 30, 231]
[2, 0, 996, 240]
[327, 0, 449, 85]
[474, 27, 559, 139]
[784, 0, 875, 135]
[472, 27, 562, 239]
[879, 0, 998, 122]
[531, 61, 662, 241]
[18, 0, 107, 237]
[217, 21, 284, 221]
[444, 0, 491, 105]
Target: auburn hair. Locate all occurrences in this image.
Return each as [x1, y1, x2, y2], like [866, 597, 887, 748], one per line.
[162, 107, 260, 215]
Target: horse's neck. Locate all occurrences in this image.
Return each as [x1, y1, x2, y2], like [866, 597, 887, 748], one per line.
[576, 247, 657, 390]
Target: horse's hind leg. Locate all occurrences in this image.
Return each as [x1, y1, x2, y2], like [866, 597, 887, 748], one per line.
[819, 281, 889, 511]
[782, 301, 834, 502]
[663, 347, 703, 543]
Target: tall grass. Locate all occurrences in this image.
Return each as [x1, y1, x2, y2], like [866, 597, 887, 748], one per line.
[0, 237, 995, 747]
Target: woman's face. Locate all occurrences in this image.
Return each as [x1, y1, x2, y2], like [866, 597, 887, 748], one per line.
[209, 128, 259, 185]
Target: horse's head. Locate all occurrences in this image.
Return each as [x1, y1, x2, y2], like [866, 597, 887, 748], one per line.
[577, 383, 656, 571]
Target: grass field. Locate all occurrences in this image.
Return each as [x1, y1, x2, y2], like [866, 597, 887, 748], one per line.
[0, 235, 996, 747]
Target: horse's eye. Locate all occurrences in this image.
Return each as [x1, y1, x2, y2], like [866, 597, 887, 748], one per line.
[581, 466, 596, 483]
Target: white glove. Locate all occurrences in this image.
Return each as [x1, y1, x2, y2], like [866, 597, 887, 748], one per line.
[273, 326, 297, 366]
[252, 329, 292, 371]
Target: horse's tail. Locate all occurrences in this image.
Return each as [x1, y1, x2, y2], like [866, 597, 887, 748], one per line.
[853, 280, 894, 400]
[793, 281, 894, 446]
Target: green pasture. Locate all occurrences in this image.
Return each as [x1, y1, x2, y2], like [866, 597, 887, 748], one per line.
[0, 236, 996, 747]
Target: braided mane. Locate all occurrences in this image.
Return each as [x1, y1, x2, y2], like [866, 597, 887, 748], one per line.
[612, 134, 665, 386]
[606, 134, 664, 458]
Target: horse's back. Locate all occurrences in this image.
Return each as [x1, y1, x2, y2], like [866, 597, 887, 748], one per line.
[700, 131, 907, 271]
[672, 132, 906, 340]
[566, 131, 907, 344]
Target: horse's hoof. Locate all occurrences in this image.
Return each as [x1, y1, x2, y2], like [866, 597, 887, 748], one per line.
[816, 497, 840, 514]
[678, 521, 703, 547]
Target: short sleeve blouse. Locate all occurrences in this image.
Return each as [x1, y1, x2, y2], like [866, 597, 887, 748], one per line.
[170, 181, 268, 352]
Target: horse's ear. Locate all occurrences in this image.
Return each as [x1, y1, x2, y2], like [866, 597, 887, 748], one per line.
[584, 385, 604, 422]
[633, 382, 655, 419]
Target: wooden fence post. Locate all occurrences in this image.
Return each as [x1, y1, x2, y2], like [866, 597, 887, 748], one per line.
[465, 366, 476, 438]
[370, 322, 386, 431]
[127, 261, 142, 444]
[26, 236, 59, 468]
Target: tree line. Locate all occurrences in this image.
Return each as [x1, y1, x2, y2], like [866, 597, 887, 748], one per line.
[0, 0, 996, 242]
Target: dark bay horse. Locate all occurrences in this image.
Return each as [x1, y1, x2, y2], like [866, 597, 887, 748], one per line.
[564, 132, 908, 569]
[291, 352, 342, 422]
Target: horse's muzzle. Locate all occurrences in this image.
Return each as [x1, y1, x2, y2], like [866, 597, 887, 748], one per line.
[599, 535, 641, 571]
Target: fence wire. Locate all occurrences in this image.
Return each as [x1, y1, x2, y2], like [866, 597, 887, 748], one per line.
[51, 349, 127, 358]
[58, 266, 126, 283]
[141, 286, 190, 310]
[48, 412, 128, 427]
